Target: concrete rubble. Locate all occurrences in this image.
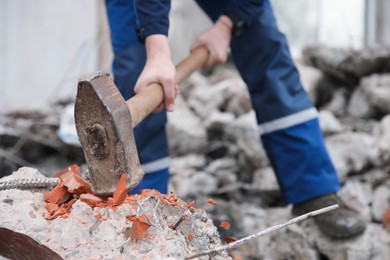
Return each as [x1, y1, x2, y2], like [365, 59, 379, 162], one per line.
[1, 45, 390, 259]
[0, 167, 230, 260]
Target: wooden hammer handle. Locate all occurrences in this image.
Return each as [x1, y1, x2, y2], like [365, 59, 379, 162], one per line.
[126, 46, 209, 128]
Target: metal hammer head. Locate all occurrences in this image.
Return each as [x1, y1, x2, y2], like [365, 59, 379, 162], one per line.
[75, 72, 144, 196]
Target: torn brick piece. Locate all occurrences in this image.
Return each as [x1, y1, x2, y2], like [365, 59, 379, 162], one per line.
[80, 193, 102, 207]
[188, 232, 193, 241]
[45, 204, 68, 220]
[124, 217, 151, 239]
[186, 200, 195, 209]
[207, 199, 217, 205]
[55, 164, 80, 178]
[383, 208, 390, 228]
[45, 203, 59, 214]
[95, 213, 105, 220]
[126, 214, 137, 222]
[44, 185, 69, 204]
[220, 221, 231, 231]
[60, 171, 92, 195]
[112, 174, 128, 206]
[224, 235, 237, 244]
[139, 214, 154, 224]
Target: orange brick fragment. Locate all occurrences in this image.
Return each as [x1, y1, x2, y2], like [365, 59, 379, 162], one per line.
[112, 174, 128, 206]
[383, 208, 390, 228]
[55, 164, 80, 178]
[188, 232, 193, 241]
[186, 200, 195, 208]
[207, 199, 217, 205]
[137, 189, 161, 198]
[45, 203, 59, 214]
[95, 213, 105, 220]
[224, 235, 237, 244]
[126, 214, 137, 222]
[220, 221, 231, 231]
[60, 171, 92, 195]
[45, 204, 68, 220]
[139, 214, 154, 223]
[44, 184, 69, 204]
[124, 217, 151, 239]
[80, 193, 102, 207]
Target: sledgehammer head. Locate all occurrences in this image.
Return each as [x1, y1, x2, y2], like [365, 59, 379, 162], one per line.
[75, 72, 144, 196]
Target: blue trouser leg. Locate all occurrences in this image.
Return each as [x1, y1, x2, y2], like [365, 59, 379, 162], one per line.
[105, 0, 169, 193]
[195, 0, 340, 204]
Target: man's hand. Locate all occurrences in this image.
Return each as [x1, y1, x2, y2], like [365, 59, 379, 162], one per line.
[191, 15, 233, 68]
[134, 35, 179, 112]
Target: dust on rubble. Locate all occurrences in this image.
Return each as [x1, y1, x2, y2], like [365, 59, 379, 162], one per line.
[0, 166, 231, 260]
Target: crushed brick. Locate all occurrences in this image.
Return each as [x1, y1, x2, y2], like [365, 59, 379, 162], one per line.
[55, 164, 80, 178]
[111, 174, 127, 206]
[80, 193, 102, 207]
[124, 217, 151, 239]
[186, 200, 195, 209]
[224, 235, 237, 244]
[44, 184, 69, 204]
[207, 199, 217, 205]
[60, 171, 92, 195]
[45, 203, 59, 214]
[383, 208, 390, 228]
[43, 165, 199, 222]
[95, 213, 105, 220]
[220, 221, 231, 231]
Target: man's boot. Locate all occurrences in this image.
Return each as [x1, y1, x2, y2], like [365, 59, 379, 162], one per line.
[292, 193, 366, 238]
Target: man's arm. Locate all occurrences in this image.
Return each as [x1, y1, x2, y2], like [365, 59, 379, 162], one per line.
[191, 15, 233, 68]
[134, 0, 177, 112]
[223, 0, 265, 31]
[191, 0, 264, 68]
[135, 0, 171, 41]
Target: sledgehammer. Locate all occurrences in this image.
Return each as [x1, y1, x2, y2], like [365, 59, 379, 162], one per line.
[75, 47, 209, 195]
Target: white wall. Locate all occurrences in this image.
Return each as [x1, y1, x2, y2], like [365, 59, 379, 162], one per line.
[272, 0, 366, 52]
[0, 0, 111, 109]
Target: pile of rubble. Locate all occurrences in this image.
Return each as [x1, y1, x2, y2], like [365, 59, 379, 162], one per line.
[0, 166, 230, 259]
[0, 107, 84, 178]
[1, 45, 390, 259]
[166, 46, 390, 259]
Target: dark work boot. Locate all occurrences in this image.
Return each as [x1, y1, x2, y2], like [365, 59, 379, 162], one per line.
[292, 193, 366, 238]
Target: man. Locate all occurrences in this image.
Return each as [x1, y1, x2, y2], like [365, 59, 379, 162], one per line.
[105, 0, 366, 238]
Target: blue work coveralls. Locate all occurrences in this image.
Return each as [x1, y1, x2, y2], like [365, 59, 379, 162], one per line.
[105, 0, 340, 204]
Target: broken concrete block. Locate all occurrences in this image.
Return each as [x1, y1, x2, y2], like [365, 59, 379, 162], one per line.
[167, 96, 207, 156]
[326, 132, 380, 182]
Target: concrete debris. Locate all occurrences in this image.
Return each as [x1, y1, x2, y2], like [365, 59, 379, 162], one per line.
[306, 223, 390, 260]
[295, 60, 323, 103]
[167, 96, 207, 156]
[0, 167, 230, 260]
[347, 86, 376, 118]
[302, 45, 390, 86]
[360, 74, 390, 115]
[372, 183, 390, 223]
[0, 108, 84, 178]
[326, 132, 380, 182]
[378, 114, 390, 162]
[1, 45, 390, 259]
[318, 110, 344, 135]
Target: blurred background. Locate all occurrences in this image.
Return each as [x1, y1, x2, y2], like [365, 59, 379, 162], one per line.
[1, 0, 389, 109]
